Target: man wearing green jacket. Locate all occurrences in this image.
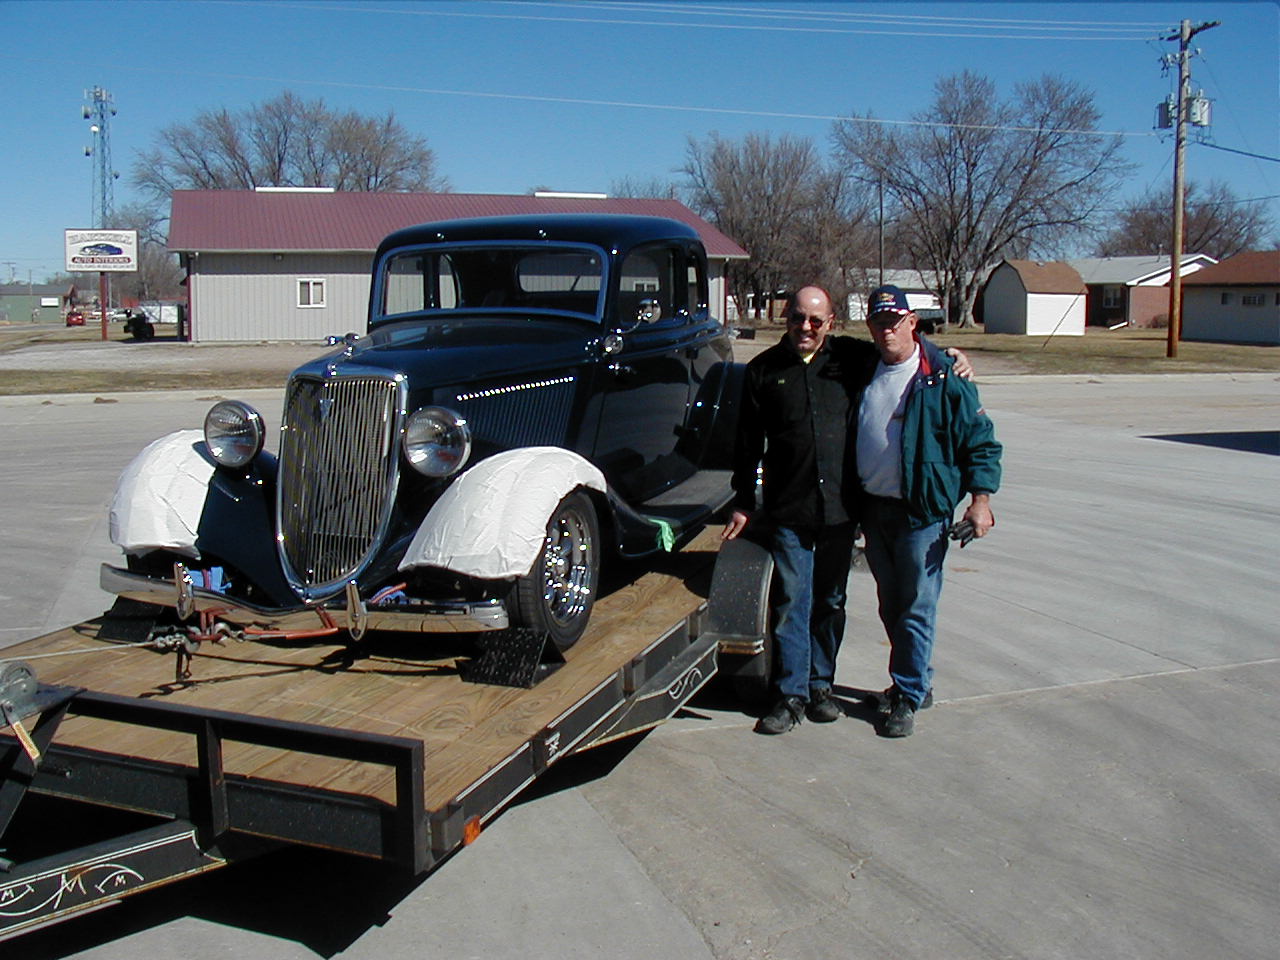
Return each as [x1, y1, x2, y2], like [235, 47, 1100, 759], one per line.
[853, 285, 1002, 738]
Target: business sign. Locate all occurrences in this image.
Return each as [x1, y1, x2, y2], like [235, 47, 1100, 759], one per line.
[64, 229, 138, 272]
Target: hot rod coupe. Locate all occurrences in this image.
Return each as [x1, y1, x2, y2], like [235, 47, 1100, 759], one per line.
[101, 215, 743, 649]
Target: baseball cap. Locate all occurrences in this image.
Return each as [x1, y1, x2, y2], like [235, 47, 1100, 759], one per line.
[867, 284, 911, 316]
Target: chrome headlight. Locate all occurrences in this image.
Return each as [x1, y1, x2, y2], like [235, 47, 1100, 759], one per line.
[403, 406, 471, 477]
[204, 400, 265, 468]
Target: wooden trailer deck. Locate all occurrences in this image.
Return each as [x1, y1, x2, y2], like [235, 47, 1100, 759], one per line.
[1, 529, 721, 873]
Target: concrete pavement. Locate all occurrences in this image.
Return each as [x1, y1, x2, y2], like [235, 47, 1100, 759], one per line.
[2, 373, 1277, 959]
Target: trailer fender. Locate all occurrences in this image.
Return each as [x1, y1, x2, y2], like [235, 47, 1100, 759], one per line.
[703, 534, 776, 704]
[399, 446, 607, 580]
[108, 430, 214, 559]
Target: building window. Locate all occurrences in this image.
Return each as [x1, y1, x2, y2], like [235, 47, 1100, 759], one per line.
[1220, 292, 1233, 305]
[298, 279, 326, 308]
[1241, 293, 1265, 306]
[1102, 285, 1122, 309]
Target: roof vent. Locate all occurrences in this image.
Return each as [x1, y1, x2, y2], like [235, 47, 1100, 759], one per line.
[254, 186, 336, 193]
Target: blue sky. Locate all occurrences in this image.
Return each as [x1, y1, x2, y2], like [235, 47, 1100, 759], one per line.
[3, 0, 1277, 282]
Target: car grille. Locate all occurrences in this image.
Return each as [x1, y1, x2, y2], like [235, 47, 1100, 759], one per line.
[277, 375, 402, 596]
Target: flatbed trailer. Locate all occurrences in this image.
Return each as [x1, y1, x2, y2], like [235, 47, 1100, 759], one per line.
[0, 528, 771, 942]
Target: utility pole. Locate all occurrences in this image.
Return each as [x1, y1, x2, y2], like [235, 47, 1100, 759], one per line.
[1163, 18, 1218, 359]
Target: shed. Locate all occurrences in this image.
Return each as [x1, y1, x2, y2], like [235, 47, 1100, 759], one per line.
[167, 190, 748, 343]
[982, 260, 1086, 336]
[1179, 251, 1280, 345]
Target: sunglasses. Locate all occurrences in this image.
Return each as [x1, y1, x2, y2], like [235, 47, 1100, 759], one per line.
[787, 312, 828, 328]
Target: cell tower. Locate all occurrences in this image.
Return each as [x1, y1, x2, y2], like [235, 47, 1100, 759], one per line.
[82, 86, 119, 228]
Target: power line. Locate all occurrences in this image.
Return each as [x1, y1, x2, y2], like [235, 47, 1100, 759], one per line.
[1193, 141, 1280, 164]
[15, 55, 1159, 141]
[212, 0, 1163, 41]
[532, 1, 1168, 31]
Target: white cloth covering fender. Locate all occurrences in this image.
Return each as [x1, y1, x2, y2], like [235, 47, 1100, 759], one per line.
[108, 430, 215, 559]
[400, 446, 607, 580]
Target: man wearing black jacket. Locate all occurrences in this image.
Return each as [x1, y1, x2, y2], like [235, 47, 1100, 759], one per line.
[723, 286, 868, 733]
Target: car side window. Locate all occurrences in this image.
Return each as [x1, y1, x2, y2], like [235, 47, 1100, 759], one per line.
[384, 252, 458, 313]
[684, 251, 708, 318]
[618, 245, 676, 328]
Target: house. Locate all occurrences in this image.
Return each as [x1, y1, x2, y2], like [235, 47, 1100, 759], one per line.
[981, 260, 1087, 336]
[1067, 255, 1216, 328]
[166, 190, 748, 342]
[0, 283, 78, 325]
[1178, 250, 1280, 345]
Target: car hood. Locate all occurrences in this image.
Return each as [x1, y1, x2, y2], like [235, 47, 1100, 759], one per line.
[291, 316, 599, 387]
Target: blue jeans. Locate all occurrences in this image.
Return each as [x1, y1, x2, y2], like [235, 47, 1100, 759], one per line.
[860, 499, 949, 709]
[769, 523, 857, 701]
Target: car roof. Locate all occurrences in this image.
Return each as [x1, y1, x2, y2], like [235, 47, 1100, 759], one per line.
[375, 214, 702, 259]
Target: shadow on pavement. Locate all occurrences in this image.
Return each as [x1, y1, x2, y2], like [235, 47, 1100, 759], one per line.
[1144, 430, 1279, 456]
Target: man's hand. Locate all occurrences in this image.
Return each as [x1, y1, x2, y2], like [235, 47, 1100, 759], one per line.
[946, 347, 974, 380]
[962, 493, 995, 538]
[722, 510, 752, 541]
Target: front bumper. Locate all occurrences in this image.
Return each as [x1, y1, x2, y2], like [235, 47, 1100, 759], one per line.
[100, 563, 509, 636]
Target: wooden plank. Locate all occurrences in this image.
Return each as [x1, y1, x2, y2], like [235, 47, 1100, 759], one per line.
[3, 529, 719, 812]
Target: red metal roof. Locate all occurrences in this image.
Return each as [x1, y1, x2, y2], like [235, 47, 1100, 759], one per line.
[167, 190, 748, 259]
[1179, 250, 1279, 286]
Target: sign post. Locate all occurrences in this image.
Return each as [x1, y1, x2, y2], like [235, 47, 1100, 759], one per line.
[64, 229, 138, 341]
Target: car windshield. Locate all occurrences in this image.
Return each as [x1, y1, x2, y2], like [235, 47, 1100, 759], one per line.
[378, 244, 605, 323]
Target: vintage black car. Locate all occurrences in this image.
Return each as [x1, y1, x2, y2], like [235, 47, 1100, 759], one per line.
[102, 215, 742, 649]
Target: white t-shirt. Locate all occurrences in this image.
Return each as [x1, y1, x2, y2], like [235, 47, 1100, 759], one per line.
[856, 345, 919, 498]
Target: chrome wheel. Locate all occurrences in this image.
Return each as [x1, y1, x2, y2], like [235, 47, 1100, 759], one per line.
[512, 491, 599, 649]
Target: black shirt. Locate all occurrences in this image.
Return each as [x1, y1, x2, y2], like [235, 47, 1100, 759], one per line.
[731, 335, 878, 529]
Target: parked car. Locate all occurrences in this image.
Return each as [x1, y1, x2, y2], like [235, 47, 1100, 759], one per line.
[914, 307, 944, 334]
[103, 215, 743, 649]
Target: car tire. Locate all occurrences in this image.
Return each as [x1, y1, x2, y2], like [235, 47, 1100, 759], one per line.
[511, 490, 599, 651]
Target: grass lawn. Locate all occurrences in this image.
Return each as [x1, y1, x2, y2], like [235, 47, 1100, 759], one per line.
[742, 324, 1280, 376]
[1, 320, 1277, 396]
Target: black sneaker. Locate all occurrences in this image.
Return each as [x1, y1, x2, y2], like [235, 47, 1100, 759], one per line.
[806, 687, 841, 723]
[755, 695, 805, 735]
[882, 694, 916, 738]
[878, 686, 933, 713]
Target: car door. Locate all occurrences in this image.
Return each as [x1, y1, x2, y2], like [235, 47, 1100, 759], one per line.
[590, 242, 696, 502]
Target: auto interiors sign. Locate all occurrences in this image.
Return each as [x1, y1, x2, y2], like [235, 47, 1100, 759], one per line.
[64, 229, 138, 272]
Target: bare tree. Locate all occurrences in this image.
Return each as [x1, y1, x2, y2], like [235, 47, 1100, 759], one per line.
[133, 91, 448, 200]
[106, 202, 184, 302]
[833, 72, 1130, 326]
[1096, 179, 1274, 260]
[683, 132, 872, 323]
[609, 175, 681, 200]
